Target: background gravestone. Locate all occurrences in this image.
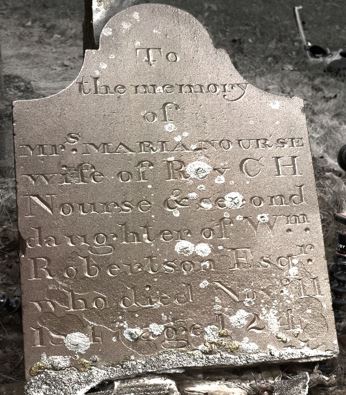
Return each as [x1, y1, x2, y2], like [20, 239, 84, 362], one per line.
[13, 3, 337, 386]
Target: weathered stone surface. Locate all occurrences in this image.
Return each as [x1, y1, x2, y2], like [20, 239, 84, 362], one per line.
[183, 381, 247, 395]
[112, 375, 180, 394]
[14, 3, 338, 382]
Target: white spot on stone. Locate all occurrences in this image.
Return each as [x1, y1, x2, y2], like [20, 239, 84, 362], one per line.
[204, 325, 219, 341]
[167, 157, 175, 161]
[99, 62, 107, 69]
[153, 29, 161, 34]
[236, 215, 243, 221]
[249, 120, 255, 125]
[175, 240, 195, 256]
[215, 175, 225, 184]
[188, 192, 198, 199]
[149, 323, 165, 336]
[257, 213, 269, 223]
[291, 258, 299, 264]
[276, 332, 289, 343]
[121, 21, 132, 31]
[229, 309, 250, 328]
[94, 70, 100, 77]
[186, 161, 213, 180]
[195, 243, 211, 257]
[199, 280, 209, 289]
[201, 261, 211, 270]
[164, 123, 176, 132]
[156, 86, 163, 93]
[270, 100, 280, 109]
[261, 307, 280, 334]
[218, 245, 224, 250]
[240, 337, 259, 353]
[174, 135, 182, 142]
[213, 304, 223, 313]
[109, 54, 115, 59]
[225, 192, 244, 209]
[103, 27, 113, 36]
[41, 354, 71, 370]
[132, 11, 140, 21]
[147, 184, 152, 189]
[135, 41, 141, 46]
[182, 132, 189, 137]
[64, 332, 90, 354]
[243, 297, 255, 307]
[197, 184, 206, 191]
[123, 327, 143, 342]
[289, 266, 299, 276]
[224, 212, 230, 218]
[173, 209, 180, 217]
[190, 144, 198, 150]
[200, 200, 213, 210]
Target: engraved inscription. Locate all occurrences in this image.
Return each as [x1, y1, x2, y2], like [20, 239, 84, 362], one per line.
[14, 4, 337, 376]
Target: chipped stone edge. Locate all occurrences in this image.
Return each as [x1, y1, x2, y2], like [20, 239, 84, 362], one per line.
[25, 348, 337, 395]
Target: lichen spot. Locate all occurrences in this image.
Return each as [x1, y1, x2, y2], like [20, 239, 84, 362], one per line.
[172, 209, 180, 217]
[186, 161, 213, 180]
[289, 266, 299, 276]
[175, 240, 195, 256]
[64, 332, 90, 354]
[224, 192, 244, 209]
[103, 27, 113, 36]
[199, 280, 209, 289]
[121, 21, 132, 31]
[132, 11, 140, 21]
[164, 123, 176, 133]
[257, 213, 269, 223]
[240, 337, 259, 353]
[149, 323, 165, 336]
[188, 192, 198, 200]
[204, 325, 219, 341]
[215, 175, 225, 184]
[195, 243, 211, 257]
[200, 200, 213, 210]
[229, 309, 250, 328]
[123, 327, 142, 342]
[270, 100, 280, 109]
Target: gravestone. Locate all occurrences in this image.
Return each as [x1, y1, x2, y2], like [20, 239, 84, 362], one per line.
[14, 4, 338, 382]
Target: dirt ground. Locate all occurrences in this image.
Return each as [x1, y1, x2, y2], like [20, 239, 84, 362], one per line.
[1, 0, 346, 391]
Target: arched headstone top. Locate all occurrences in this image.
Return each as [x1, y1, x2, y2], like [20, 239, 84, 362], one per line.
[14, 4, 303, 108]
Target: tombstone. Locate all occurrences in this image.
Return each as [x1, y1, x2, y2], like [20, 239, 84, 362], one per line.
[14, 3, 338, 387]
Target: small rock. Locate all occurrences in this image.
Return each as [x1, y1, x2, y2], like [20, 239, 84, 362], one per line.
[273, 372, 309, 395]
